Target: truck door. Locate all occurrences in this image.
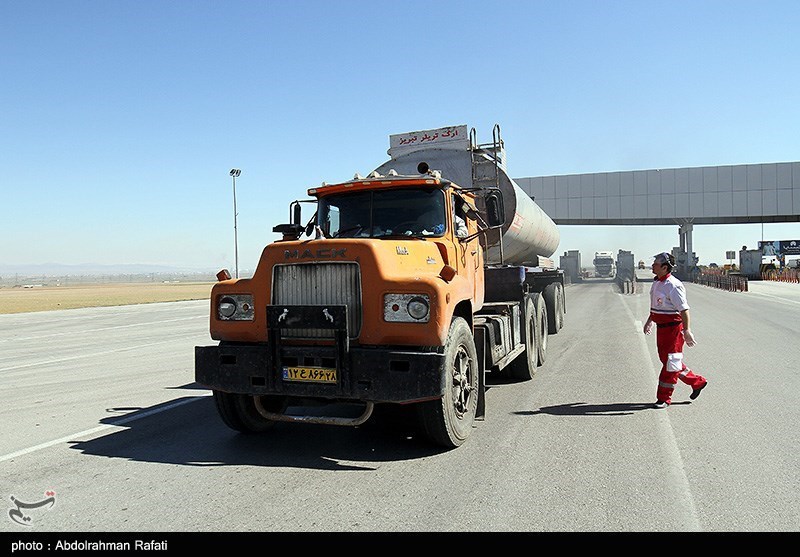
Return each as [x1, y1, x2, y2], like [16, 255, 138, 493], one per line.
[453, 193, 483, 304]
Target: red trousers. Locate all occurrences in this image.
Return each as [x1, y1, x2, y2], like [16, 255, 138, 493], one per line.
[655, 322, 706, 404]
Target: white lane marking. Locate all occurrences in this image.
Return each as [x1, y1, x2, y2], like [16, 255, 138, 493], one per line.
[0, 395, 210, 463]
[0, 315, 206, 344]
[0, 335, 205, 373]
[623, 301, 702, 531]
[0, 300, 208, 324]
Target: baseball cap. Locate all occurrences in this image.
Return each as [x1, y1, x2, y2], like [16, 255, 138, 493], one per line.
[653, 252, 672, 265]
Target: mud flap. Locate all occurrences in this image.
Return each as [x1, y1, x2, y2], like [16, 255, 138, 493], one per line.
[474, 325, 486, 420]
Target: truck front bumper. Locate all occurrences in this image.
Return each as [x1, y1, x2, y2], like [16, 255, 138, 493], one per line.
[195, 342, 446, 403]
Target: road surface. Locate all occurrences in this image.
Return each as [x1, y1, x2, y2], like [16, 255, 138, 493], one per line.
[1, 279, 798, 533]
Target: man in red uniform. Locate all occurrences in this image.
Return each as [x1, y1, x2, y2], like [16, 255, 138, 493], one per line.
[643, 252, 708, 408]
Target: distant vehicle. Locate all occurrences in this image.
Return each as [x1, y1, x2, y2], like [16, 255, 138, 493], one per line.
[708, 262, 719, 268]
[761, 255, 781, 277]
[593, 251, 616, 278]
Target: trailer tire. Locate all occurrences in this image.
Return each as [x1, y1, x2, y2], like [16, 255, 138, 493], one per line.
[508, 296, 538, 380]
[212, 390, 287, 433]
[534, 293, 548, 366]
[543, 283, 564, 334]
[417, 317, 478, 448]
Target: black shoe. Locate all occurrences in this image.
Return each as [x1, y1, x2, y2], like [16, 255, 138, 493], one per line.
[653, 400, 668, 409]
[690, 382, 707, 400]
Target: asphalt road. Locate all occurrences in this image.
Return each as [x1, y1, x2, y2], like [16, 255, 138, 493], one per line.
[1, 279, 798, 533]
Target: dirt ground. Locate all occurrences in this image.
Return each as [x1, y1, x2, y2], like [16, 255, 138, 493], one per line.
[0, 282, 213, 314]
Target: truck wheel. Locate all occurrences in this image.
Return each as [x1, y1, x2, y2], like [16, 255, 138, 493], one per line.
[533, 293, 548, 366]
[508, 296, 537, 381]
[543, 283, 564, 335]
[418, 317, 478, 448]
[558, 284, 565, 330]
[212, 390, 287, 433]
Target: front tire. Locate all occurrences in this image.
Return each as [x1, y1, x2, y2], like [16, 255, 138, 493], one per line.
[212, 390, 288, 433]
[418, 317, 478, 448]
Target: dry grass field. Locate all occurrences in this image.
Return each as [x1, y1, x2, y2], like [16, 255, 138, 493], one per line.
[0, 282, 214, 315]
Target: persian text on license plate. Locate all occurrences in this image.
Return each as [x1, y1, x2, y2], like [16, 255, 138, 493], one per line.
[282, 366, 337, 384]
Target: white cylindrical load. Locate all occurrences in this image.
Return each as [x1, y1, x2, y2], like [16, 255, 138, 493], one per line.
[485, 165, 560, 264]
[372, 148, 560, 266]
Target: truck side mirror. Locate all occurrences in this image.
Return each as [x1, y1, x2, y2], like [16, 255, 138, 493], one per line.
[485, 192, 505, 227]
[274, 201, 307, 240]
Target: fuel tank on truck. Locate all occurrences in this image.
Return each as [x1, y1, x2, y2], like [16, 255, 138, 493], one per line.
[371, 125, 560, 266]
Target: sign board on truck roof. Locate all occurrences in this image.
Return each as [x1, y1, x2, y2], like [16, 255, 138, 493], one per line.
[388, 125, 469, 157]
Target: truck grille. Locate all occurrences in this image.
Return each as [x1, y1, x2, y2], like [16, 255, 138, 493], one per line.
[272, 262, 362, 339]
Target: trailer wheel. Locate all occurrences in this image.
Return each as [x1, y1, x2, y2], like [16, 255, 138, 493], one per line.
[556, 283, 566, 329]
[508, 296, 538, 381]
[212, 390, 288, 433]
[534, 293, 548, 366]
[418, 317, 478, 448]
[543, 283, 564, 334]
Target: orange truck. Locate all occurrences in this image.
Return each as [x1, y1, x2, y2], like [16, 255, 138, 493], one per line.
[195, 125, 566, 448]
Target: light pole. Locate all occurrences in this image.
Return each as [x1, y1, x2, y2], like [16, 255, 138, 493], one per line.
[229, 168, 241, 278]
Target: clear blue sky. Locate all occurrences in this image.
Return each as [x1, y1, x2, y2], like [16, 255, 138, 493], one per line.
[2, 0, 799, 273]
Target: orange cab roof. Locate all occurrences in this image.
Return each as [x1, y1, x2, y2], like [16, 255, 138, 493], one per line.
[307, 173, 452, 197]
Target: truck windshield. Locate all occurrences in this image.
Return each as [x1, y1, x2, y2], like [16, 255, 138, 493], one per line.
[319, 188, 446, 239]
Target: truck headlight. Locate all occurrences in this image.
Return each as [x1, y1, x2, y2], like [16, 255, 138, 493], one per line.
[384, 294, 430, 322]
[407, 297, 429, 320]
[217, 294, 255, 321]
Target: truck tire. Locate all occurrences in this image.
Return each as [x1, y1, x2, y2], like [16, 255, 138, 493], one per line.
[417, 317, 478, 448]
[533, 293, 548, 366]
[212, 390, 287, 433]
[543, 283, 564, 334]
[508, 296, 538, 381]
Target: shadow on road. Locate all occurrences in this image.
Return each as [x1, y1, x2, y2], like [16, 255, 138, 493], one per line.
[515, 400, 691, 417]
[69, 395, 446, 470]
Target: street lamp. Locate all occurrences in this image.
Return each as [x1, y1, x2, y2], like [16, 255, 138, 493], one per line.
[229, 168, 241, 279]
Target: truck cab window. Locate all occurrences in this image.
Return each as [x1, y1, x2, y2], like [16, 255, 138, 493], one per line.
[452, 194, 469, 238]
[319, 188, 446, 238]
[322, 192, 371, 238]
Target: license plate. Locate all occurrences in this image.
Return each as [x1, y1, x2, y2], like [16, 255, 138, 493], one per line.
[282, 366, 337, 384]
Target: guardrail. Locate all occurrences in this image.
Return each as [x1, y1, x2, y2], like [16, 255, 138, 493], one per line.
[761, 268, 800, 283]
[695, 271, 748, 292]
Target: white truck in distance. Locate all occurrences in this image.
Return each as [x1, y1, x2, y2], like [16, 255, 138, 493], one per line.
[593, 251, 616, 278]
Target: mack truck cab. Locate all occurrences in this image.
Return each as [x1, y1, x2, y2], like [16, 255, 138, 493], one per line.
[195, 125, 566, 448]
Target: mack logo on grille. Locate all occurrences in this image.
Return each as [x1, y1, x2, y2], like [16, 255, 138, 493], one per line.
[284, 248, 347, 260]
